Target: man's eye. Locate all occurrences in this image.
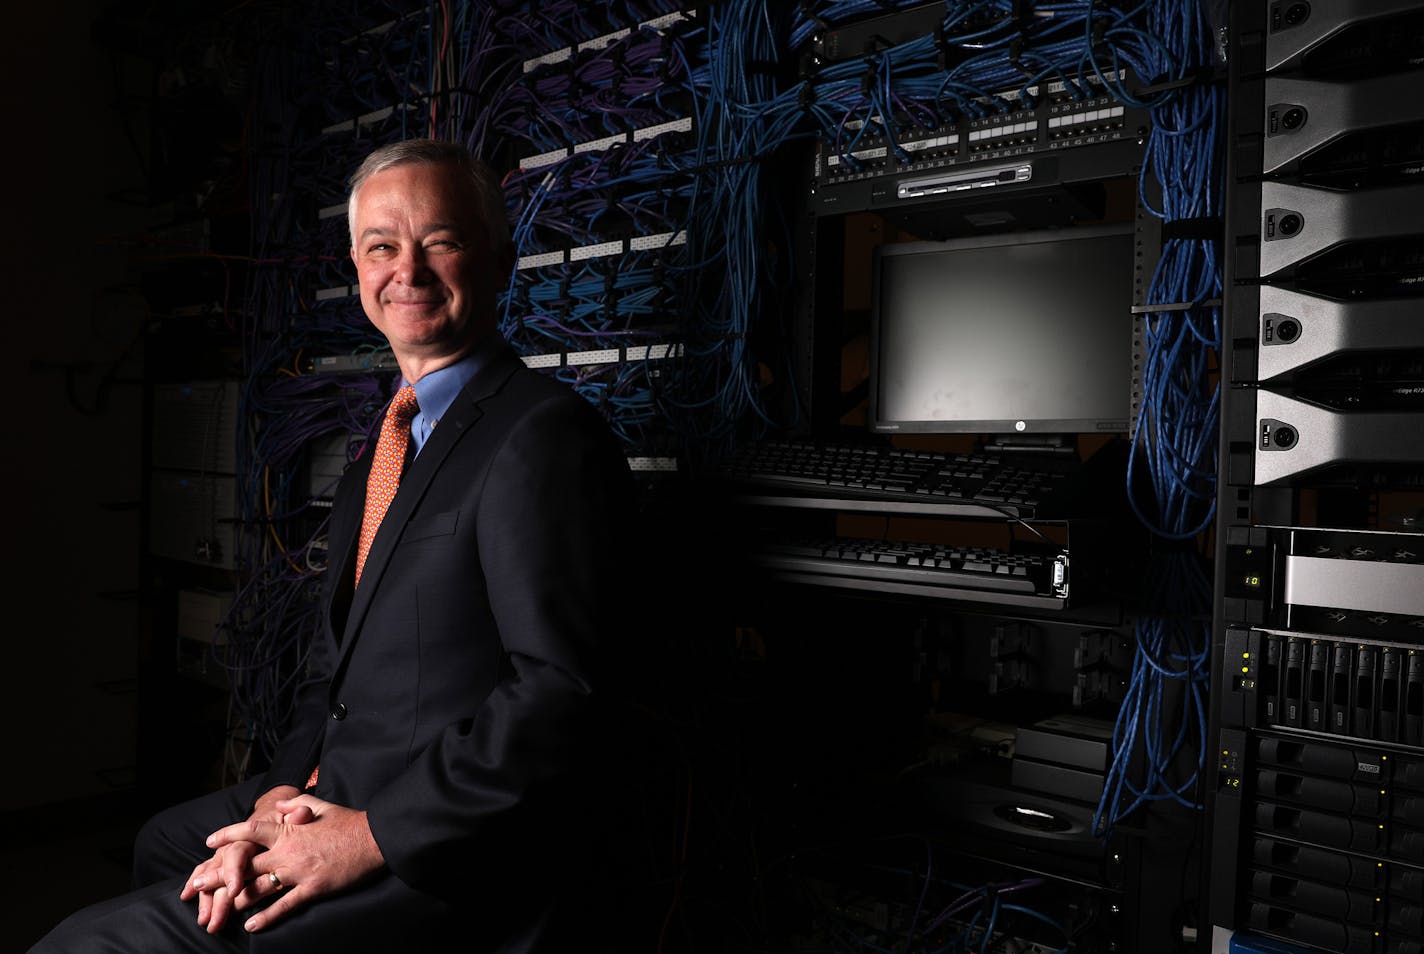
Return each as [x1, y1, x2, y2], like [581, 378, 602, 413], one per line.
[429, 240, 461, 251]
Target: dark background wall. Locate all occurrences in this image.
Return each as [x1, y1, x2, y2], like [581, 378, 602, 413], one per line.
[9, 3, 148, 817]
[6, 4, 153, 947]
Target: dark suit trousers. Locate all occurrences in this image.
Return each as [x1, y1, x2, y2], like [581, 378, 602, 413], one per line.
[29, 777, 458, 954]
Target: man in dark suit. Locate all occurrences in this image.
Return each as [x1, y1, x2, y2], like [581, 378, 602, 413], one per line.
[32, 139, 640, 953]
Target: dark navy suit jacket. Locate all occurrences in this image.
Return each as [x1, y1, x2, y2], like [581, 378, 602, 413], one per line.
[261, 340, 636, 949]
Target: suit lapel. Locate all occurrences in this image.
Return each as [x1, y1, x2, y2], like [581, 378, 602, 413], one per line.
[333, 345, 526, 664]
[324, 449, 370, 646]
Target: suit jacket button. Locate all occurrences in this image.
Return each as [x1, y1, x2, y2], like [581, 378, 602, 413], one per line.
[331, 703, 347, 720]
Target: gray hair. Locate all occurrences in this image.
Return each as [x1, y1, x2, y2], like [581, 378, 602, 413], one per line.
[347, 138, 511, 251]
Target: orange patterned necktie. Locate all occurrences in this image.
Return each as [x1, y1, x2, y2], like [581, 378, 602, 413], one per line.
[307, 385, 419, 791]
[354, 384, 419, 587]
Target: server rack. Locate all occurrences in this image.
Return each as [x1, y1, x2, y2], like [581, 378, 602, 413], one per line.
[1210, 3, 1424, 952]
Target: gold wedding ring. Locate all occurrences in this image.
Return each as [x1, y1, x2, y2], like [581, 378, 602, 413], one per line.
[269, 871, 283, 890]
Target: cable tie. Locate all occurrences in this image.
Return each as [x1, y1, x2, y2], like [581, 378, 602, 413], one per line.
[1129, 299, 1223, 314]
[1131, 66, 1223, 98]
[1159, 216, 1224, 243]
[1089, 1, 1109, 51]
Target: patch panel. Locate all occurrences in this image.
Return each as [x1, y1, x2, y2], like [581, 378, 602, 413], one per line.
[313, 342, 685, 388]
[810, 69, 1148, 215]
[309, 351, 399, 374]
[963, 111, 1040, 156]
[1046, 104, 1128, 144]
[320, 103, 420, 137]
[315, 283, 358, 301]
[518, 342, 683, 370]
[515, 230, 686, 271]
[518, 116, 694, 170]
[626, 456, 679, 472]
[519, 9, 696, 74]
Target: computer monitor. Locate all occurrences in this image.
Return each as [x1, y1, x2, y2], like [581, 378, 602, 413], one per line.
[868, 223, 1136, 446]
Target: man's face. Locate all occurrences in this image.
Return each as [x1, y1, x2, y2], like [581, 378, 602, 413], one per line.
[349, 161, 501, 369]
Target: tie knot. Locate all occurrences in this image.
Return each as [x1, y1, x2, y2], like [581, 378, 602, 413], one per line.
[389, 385, 419, 423]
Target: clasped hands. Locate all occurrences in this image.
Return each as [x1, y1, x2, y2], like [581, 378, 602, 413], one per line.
[180, 785, 385, 934]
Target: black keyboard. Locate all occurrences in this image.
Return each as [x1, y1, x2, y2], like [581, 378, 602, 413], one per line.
[752, 535, 1070, 607]
[717, 440, 1075, 519]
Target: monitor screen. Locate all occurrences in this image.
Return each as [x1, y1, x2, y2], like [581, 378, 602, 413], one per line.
[869, 224, 1136, 437]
